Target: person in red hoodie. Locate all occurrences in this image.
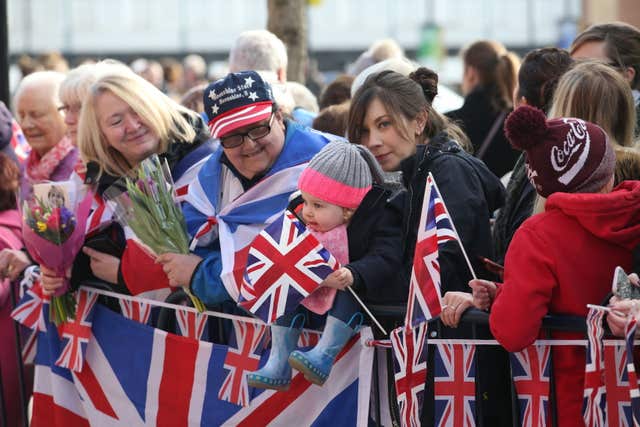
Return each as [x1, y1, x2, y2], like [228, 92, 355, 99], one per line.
[463, 105, 640, 426]
[0, 153, 29, 427]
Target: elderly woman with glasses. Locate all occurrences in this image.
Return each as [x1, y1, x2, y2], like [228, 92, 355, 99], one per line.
[156, 71, 330, 307]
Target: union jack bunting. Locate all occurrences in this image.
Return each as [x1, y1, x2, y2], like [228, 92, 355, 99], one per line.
[176, 308, 208, 340]
[604, 343, 634, 426]
[55, 290, 99, 372]
[624, 317, 640, 425]
[390, 322, 428, 427]
[118, 299, 152, 325]
[405, 173, 459, 327]
[11, 271, 49, 331]
[218, 319, 267, 406]
[583, 307, 607, 427]
[240, 211, 339, 324]
[433, 342, 476, 427]
[510, 344, 551, 427]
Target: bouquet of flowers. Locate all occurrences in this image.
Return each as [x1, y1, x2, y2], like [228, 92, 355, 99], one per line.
[22, 180, 93, 324]
[104, 155, 205, 312]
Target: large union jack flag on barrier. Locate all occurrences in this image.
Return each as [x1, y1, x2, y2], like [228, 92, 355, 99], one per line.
[624, 317, 640, 425]
[405, 173, 459, 327]
[32, 302, 374, 426]
[510, 344, 551, 427]
[604, 343, 634, 426]
[55, 289, 98, 372]
[240, 211, 339, 324]
[218, 319, 267, 406]
[433, 342, 476, 427]
[390, 321, 428, 427]
[583, 307, 607, 427]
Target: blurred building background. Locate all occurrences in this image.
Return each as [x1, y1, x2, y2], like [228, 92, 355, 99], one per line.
[5, 0, 639, 91]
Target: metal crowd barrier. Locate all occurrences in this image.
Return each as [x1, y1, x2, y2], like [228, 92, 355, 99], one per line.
[3, 282, 596, 427]
[366, 304, 589, 427]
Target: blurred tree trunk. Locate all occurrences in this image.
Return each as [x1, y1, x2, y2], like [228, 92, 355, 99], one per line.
[267, 0, 307, 84]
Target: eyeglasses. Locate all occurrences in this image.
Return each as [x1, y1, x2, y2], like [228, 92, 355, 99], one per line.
[220, 114, 274, 149]
[57, 103, 82, 115]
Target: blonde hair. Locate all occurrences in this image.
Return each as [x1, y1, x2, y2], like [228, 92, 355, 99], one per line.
[59, 60, 126, 107]
[614, 146, 640, 185]
[78, 66, 198, 178]
[548, 61, 635, 148]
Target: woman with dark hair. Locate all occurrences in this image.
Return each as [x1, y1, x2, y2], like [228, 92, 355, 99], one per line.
[348, 67, 509, 425]
[447, 40, 521, 177]
[493, 47, 573, 264]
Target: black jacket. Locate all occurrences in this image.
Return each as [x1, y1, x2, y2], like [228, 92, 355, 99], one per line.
[399, 134, 505, 296]
[344, 185, 406, 304]
[492, 153, 536, 265]
[447, 86, 519, 178]
[290, 185, 406, 305]
[402, 136, 512, 427]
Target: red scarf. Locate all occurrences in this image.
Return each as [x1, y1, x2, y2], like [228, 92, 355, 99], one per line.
[25, 137, 74, 182]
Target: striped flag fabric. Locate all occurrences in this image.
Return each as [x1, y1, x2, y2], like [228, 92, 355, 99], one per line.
[583, 307, 607, 426]
[405, 173, 459, 327]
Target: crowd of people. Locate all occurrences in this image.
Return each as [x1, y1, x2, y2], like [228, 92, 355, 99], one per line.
[1, 21, 640, 426]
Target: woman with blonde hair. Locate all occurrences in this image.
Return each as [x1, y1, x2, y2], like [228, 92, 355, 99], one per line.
[549, 60, 636, 148]
[42, 65, 216, 297]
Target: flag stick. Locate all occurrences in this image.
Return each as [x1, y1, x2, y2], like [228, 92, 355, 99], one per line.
[346, 286, 388, 335]
[428, 172, 478, 281]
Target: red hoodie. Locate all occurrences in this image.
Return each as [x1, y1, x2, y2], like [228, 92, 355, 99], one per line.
[489, 181, 640, 426]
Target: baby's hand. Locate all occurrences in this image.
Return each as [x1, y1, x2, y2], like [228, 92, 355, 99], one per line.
[321, 268, 353, 290]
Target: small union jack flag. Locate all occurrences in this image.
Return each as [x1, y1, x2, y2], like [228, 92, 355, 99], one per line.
[433, 342, 476, 427]
[55, 289, 98, 372]
[240, 211, 339, 324]
[604, 343, 634, 426]
[11, 272, 49, 331]
[10, 119, 30, 163]
[118, 299, 152, 325]
[624, 317, 640, 425]
[175, 308, 208, 340]
[405, 173, 459, 327]
[583, 307, 607, 427]
[510, 344, 551, 427]
[218, 319, 267, 406]
[390, 322, 428, 427]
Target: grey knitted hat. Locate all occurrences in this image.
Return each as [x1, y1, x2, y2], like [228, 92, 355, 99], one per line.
[298, 141, 382, 208]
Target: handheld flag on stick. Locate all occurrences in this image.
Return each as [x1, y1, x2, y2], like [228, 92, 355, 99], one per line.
[405, 173, 476, 327]
[241, 211, 387, 334]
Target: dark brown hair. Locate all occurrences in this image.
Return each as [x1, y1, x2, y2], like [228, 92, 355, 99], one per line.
[319, 74, 355, 110]
[517, 47, 574, 113]
[570, 22, 640, 90]
[347, 67, 470, 150]
[0, 153, 19, 211]
[463, 40, 520, 112]
[313, 102, 350, 136]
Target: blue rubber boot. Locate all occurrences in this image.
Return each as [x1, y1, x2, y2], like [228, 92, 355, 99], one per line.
[247, 315, 304, 391]
[288, 313, 363, 386]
